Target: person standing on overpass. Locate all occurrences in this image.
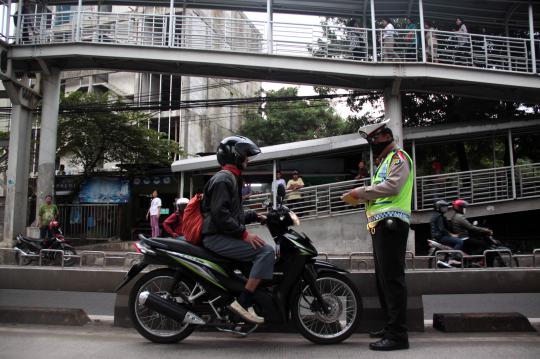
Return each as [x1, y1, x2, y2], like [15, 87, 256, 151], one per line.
[342, 120, 414, 351]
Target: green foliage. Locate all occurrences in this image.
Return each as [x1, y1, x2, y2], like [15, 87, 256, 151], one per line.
[57, 91, 183, 177]
[239, 87, 347, 146]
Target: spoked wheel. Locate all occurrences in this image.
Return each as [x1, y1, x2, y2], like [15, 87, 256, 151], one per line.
[292, 272, 361, 344]
[491, 253, 519, 268]
[57, 248, 77, 267]
[128, 268, 196, 343]
[14, 251, 34, 265]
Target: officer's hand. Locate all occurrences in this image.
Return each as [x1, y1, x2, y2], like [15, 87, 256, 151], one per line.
[244, 233, 266, 249]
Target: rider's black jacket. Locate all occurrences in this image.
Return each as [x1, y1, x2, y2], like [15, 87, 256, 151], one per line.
[430, 212, 451, 240]
[201, 170, 258, 239]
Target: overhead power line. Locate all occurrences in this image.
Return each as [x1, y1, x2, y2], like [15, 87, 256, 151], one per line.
[58, 93, 349, 114]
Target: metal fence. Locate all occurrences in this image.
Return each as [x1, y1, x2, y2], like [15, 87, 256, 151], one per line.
[244, 163, 540, 218]
[243, 178, 370, 219]
[9, 11, 539, 75]
[57, 204, 123, 240]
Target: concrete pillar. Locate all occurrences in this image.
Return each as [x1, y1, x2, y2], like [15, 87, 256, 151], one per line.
[383, 85, 403, 147]
[35, 69, 61, 222]
[2, 104, 33, 245]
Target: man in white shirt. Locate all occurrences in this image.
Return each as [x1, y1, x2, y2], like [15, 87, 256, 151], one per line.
[272, 170, 287, 203]
[382, 18, 399, 61]
[146, 190, 162, 237]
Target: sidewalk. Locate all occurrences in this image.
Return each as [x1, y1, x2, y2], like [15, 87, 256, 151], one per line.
[0, 320, 538, 359]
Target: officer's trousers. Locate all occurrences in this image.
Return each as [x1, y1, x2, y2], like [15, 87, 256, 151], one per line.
[371, 217, 409, 341]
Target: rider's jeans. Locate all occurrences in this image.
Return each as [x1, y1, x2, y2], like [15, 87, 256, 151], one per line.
[438, 235, 464, 251]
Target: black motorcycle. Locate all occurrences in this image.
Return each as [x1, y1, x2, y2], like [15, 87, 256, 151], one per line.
[13, 221, 77, 267]
[117, 200, 362, 344]
[427, 233, 518, 268]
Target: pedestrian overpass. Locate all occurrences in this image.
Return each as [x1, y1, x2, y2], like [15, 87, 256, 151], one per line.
[5, 6, 540, 102]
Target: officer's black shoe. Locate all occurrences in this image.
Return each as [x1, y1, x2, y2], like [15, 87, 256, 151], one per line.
[369, 338, 410, 351]
[368, 328, 386, 338]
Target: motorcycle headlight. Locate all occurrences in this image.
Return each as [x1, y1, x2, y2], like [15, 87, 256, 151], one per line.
[289, 211, 301, 226]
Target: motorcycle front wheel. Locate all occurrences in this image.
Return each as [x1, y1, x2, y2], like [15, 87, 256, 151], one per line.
[291, 272, 362, 344]
[14, 251, 34, 265]
[128, 268, 196, 344]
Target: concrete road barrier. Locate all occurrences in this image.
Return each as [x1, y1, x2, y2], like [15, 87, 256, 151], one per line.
[1, 266, 540, 331]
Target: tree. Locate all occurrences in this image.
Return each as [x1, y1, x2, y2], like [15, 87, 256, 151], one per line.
[57, 91, 183, 179]
[239, 87, 346, 146]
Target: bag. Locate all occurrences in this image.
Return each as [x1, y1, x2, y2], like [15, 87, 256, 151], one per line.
[182, 170, 237, 245]
[182, 193, 204, 245]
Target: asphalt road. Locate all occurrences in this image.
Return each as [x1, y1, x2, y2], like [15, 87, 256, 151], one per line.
[1, 290, 540, 319]
[0, 323, 539, 359]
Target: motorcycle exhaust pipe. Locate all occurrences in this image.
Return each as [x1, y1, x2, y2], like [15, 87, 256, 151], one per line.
[139, 291, 205, 325]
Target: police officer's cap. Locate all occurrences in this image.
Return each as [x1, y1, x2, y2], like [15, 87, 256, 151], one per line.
[358, 119, 393, 143]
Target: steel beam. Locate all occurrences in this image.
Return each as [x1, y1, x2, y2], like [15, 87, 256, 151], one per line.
[529, 3, 537, 73]
[10, 45, 540, 103]
[266, 0, 273, 54]
[370, 0, 377, 63]
[418, 0, 426, 63]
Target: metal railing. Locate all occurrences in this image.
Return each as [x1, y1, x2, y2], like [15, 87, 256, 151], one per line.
[7, 11, 539, 75]
[244, 163, 540, 218]
[243, 178, 370, 219]
[416, 163, 540, 210]
[57, 204, 123, 240]
[416, 166, 513, 210]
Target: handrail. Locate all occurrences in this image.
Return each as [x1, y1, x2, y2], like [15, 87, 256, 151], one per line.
[244, 162, 540, 217]
[7, 11, 538, 75]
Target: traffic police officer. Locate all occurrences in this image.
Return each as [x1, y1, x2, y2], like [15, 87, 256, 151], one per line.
[343, 120, 413, 351]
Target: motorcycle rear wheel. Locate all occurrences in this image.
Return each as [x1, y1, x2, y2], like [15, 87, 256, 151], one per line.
[291, 272, 362, 344]
[128, 268, 196, 344]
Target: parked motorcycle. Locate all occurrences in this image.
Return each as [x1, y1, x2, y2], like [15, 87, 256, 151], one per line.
[117, 198, 362, 345]
[13, 221, 77, 266]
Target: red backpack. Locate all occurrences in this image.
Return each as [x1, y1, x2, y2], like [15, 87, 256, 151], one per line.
[182, 170, 237, 245]
[182, 193, 204, 245]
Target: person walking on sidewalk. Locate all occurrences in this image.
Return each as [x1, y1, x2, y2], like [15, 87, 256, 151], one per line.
[146, 190, 162, 238]
[342, 120, 413, 351]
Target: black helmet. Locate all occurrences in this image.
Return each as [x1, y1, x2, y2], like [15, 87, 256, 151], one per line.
[433, 199, 449, 213]
[216, 136, 261, 169]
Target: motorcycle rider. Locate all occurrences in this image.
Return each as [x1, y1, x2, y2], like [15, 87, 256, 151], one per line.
[430, 200, 464, 267]
[446, 199, 493, 254]
[201, 136, 274, 325]
[162, 198, 189, 238]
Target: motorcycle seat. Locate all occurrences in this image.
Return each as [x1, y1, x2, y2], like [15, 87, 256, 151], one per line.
[19, 235, 44, 243]
[143, 237, 233, 265]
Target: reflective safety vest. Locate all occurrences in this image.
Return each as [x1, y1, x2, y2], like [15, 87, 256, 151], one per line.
[366, 148, 414, 229]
